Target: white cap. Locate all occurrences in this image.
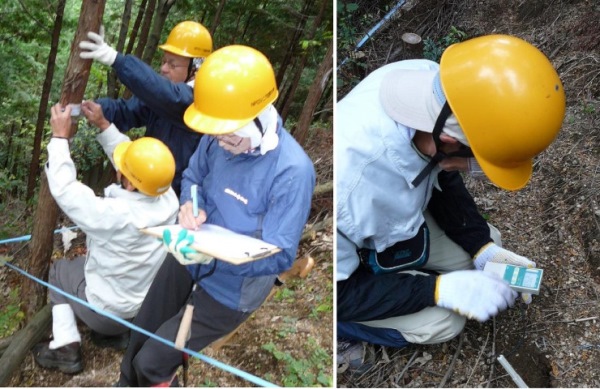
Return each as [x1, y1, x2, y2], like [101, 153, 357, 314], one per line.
[379, 69, 469, 146]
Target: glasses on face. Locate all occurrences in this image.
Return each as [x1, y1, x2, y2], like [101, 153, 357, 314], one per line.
[216, 134, 243, 147]
[161, 58, 188, 70]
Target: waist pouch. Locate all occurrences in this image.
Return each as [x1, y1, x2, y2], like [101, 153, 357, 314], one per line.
[358, 223, 430, 274]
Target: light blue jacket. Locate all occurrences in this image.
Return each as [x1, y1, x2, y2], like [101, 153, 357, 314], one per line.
[336, 60, 442, 281]
[180, 118, 315, 312]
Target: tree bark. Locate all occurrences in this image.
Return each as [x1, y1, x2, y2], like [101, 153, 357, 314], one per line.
[26, 0, 66, 201]
[274, 0, 314, 88]
[107, 0, 133, 98]
[133, 0, 156, 59]
[279, 0, 327, 124]
[292, 40, 333, 146]
[125, 0, 147, 55]
[210, 0, 228, 35]
[142, 0, 176, 64]
[21, 0, 106, 321]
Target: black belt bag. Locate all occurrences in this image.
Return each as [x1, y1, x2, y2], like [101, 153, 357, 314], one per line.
[358, 223, 430, 275]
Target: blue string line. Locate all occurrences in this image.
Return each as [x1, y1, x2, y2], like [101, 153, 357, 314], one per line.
[3, 261, 279, 388]
[0, 226, 79, 244]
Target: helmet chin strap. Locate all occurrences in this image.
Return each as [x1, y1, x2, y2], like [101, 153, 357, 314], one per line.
[185, 58, 203, 83]
[411, 101, 473, 187]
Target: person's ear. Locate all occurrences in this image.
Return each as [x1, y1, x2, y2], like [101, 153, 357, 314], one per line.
[123, 178, 136, 192]
[439, 132, 459, 144]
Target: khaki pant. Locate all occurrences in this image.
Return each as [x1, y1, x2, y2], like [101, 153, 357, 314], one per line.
[357, 210, 501, 345]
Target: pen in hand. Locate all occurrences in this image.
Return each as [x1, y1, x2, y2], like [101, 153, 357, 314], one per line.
[191, 184, 199, 218]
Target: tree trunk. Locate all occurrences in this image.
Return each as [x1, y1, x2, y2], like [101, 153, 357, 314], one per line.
[107, 0, 133, 98]
[124, 0, 156, 99]
[210, 0, 227, 35]
[280, 0, 327, 124]
[292, 40, 333, 146]
[3, 121, 16, 170]
[21, 0, 106, 321]
[274, 0, 314, 88]
[125, 0, 147, 55]
[133, 0, 157, 60]
[141, 0, 176, 64]
[26, 0, 66, 201]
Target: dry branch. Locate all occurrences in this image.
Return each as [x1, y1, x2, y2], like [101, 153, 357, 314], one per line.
[438, 330, 465, 388]
[0, 304, 51, 386]
[300, 216, 333, 243]
[313, 181, 333, 197]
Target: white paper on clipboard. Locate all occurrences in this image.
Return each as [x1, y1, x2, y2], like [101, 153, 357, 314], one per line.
[140, 224, 281, 265]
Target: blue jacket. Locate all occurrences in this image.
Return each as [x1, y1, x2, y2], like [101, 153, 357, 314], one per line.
[97, 53, 202, 196]
[180, 119, 316, 312]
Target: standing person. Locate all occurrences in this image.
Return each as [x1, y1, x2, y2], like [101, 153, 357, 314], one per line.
[336, 34, 566, 370]
[115, 45, 316, 387]
[79, 21, 213, 196]
[32, 101, 179, 374]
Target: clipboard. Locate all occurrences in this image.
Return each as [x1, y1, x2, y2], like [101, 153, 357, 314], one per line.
[140, 224, 281, 265]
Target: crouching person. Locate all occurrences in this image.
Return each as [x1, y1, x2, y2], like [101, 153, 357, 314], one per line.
[32, 101, 179, 374]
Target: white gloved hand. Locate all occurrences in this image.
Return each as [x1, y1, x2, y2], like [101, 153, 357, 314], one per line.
[474, 243, 536, 304]
[162, 227, 214, 265]
[436, 270, 518, 322]
[79, 26, 117, 66]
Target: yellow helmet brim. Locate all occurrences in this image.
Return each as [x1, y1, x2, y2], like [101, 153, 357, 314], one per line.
[475, 152, 533, 191]
[184, 103, 253, 135]
[112, 141, 132, 172]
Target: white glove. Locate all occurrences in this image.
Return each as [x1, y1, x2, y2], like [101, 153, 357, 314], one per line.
[162, 227, 214, 265]
[474, 243, 536, 304]
[79, 26, 117, 66]
[436, 270, 517, 322]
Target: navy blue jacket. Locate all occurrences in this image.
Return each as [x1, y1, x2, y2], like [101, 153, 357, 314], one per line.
[97, 53, 202, 196]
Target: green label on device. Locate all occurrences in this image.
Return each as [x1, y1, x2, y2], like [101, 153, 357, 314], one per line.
[503, 265, 542, 290]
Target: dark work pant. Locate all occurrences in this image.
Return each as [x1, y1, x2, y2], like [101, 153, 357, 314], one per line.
[118, 255, 251, 386]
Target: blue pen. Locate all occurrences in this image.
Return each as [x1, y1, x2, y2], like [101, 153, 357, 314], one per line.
[191, 184, 199, 217]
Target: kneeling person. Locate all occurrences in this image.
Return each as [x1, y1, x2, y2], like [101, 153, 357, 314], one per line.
[33, 101, 179, 374]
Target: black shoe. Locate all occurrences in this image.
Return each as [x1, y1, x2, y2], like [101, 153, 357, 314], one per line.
[33, 341, 83, 374]
[90, 330, 130, 350]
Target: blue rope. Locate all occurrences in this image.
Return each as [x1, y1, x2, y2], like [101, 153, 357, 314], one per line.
[2, 260, 278, 387]
[0, 226, 79, 244]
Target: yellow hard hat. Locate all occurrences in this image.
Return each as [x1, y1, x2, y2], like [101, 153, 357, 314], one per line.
[113, 138, 175, 196]
[440, 34, 566, 190]
[159, 21, 212, 58]
[184, 45, 279, 135]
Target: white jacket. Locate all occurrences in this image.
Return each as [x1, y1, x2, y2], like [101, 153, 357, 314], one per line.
[336, 60, 442, 281]
[45, 125, 178, 318]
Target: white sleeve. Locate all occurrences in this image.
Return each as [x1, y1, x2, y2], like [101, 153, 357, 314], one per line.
[96, 123, 131, 169]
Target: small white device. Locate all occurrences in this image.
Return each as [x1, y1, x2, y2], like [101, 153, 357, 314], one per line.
[483, 262, 543, 295]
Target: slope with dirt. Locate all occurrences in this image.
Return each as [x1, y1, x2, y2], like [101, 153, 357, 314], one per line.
[338, 0, 599, 387]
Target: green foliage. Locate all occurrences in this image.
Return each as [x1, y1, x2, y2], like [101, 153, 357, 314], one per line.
[261, 338, 332, 387]
[0, 288, 25, 337]
[309, 281, 333, 319]
[199, 378, 218, 387]
[273, 286, 295, 303]
[582, 103, 596, 115]
[0, 0, 332, 203]
[337, 2, 360, 52]
[69, 121, 109, 173]
[423, 26, 467, 62]
[276, 317, 298, 339]
[336, 1, 373, 92]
